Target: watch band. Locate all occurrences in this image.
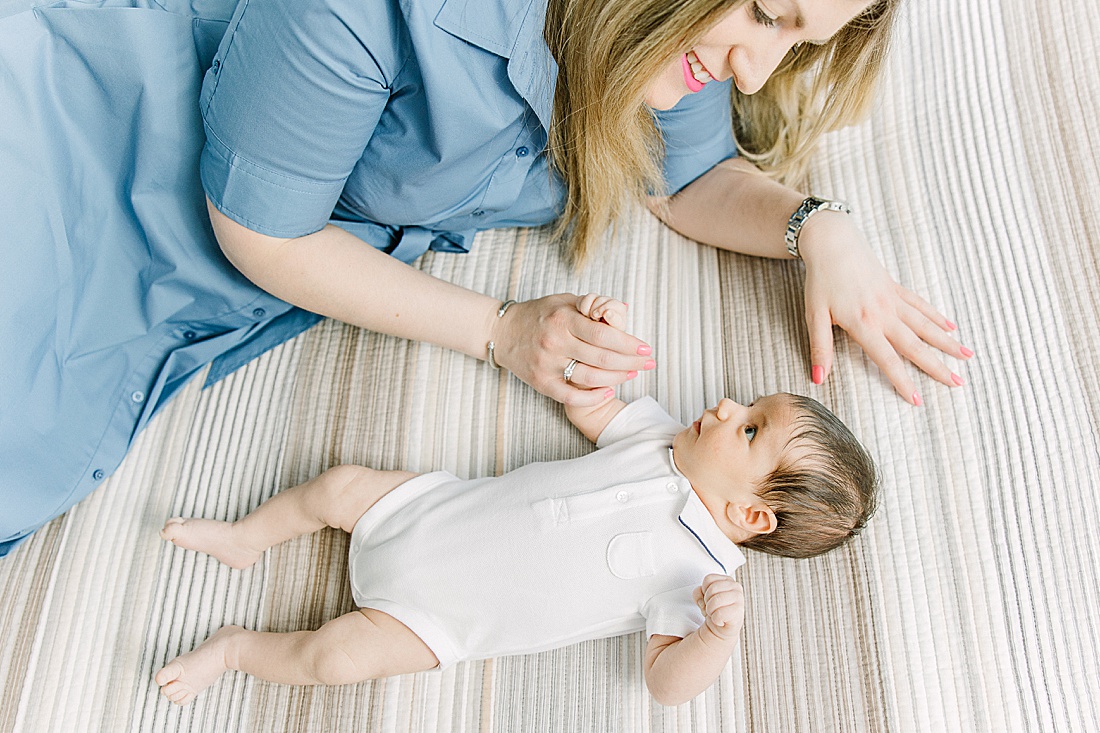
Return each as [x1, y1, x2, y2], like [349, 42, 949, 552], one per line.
[785, 196, 852, 259]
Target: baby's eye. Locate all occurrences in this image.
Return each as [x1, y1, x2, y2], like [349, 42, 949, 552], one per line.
[744, 425, 757, 442]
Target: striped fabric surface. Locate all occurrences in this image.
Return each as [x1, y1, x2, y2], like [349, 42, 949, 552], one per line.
[2, 0, 1098, 730]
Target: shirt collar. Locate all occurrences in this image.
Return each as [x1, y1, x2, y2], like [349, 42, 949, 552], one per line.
[669, 448, 746, 575]
[434, 0, 557, 131]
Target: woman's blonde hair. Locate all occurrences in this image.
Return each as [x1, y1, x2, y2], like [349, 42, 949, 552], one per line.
[732, 0, 899, 185]
[543, 0, 898, 266]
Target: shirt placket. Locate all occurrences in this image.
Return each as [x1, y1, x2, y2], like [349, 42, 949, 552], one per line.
[475, 109, 545, 218]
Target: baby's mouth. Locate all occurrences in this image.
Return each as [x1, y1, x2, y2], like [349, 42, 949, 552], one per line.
[682, 49, 713, 93]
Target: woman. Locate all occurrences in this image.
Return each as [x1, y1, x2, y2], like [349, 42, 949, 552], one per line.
[201, 0, 968, 402]
[0, 0, 968, 555]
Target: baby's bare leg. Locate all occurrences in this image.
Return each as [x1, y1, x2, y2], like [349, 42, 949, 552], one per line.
[155, 608, 437, 705]
[161, 466, 417, 568]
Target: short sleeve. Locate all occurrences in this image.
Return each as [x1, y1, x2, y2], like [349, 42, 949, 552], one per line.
[199, 0, 402, 237]
[596, 397, 683, 449]
[643, 585, 704, 639]
[654, 78, 737, 194]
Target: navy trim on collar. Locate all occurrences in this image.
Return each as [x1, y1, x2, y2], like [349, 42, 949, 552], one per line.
[678, 516, 728, 574]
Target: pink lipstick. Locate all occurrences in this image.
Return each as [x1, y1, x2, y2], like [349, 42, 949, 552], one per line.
[682, 53, 706, 93]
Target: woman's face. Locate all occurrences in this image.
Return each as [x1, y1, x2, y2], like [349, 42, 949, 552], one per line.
[644, 0, 875, 110]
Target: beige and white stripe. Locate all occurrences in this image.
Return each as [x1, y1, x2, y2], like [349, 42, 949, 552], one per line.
[2, 0, 1098, 729]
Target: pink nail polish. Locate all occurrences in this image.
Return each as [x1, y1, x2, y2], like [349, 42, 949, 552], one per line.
[960, 346, 975, 359]
[945, 319, 958, 331]
[951, 373, 964, 386]
[643, 359, 656, 370]
[605, 389, 615, 398]
[637, 345, 652, 356]
[811, 365, 824, 385]
[627, 370, 638, 379]
[912, 391, 923, 407]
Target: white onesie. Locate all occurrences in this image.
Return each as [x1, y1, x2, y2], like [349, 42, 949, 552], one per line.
[348, 397, 745, 667]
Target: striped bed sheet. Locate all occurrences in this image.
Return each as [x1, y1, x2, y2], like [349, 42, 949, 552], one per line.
[2, 0, 1098, 730]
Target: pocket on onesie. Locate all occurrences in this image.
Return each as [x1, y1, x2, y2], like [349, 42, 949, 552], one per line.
[606, 531, 656, 579]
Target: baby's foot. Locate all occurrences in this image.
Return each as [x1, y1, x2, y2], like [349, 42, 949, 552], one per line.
[160, 517, 263, 569]
[154, 626, 242, 706]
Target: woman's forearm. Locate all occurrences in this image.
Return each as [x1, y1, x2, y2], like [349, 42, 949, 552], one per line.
[209, 201, 500, 360]
[652, 157, 807, 259]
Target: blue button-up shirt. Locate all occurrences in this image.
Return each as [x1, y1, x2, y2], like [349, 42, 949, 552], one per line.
[0, 0, 735, 557]
[0, 0, 320, 557]
[201, 0, 738, 258]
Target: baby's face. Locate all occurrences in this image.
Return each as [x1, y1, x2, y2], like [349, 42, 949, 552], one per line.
[672, 394, 798, 502]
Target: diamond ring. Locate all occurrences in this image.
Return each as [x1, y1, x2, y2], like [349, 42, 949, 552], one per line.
[563, 359, 579, 383]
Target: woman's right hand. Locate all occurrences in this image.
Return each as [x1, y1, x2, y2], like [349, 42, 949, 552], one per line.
[490, 293, 655, 406]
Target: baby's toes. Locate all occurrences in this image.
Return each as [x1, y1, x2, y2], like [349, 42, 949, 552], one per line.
[154, 660, 183, 686]
[165, 685, 195, 706]
[160, 517, 187, 541]
[161, 679, 190, 698]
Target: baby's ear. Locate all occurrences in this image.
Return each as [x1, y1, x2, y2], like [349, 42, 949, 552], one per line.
[726, 500, 777, 537]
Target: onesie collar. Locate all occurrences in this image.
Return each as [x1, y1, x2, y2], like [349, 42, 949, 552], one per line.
[669, 448, 746, 575]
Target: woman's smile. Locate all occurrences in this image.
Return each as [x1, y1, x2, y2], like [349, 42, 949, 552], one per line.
[683, 50, 714, 92]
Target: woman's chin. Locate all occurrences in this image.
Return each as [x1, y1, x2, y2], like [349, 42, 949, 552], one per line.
[643, 89, 685, 111]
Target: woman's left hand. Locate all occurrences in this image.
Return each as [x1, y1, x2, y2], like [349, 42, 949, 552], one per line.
[799, 211, 974, 405]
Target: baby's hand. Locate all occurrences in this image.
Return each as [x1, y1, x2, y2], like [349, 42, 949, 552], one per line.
[575, 293, 629, 330]
[693, 574, 745, 642]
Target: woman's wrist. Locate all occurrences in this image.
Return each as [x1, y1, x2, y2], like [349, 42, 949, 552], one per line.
[486, 299, 517, 369]
[795, 209, 854, 265]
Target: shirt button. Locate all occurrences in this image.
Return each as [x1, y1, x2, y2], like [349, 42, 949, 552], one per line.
[92, 469, 105, 481]
[182, 330, 197, 340]
[472, 210, 485, 217]
[211, 59, 220, 74]
[131, 391, 145, 403]
[667, 482, 680, 493]
[615, 490, 629, 503]
[515, 146, 529, 158]
[252, 307, 266, 319]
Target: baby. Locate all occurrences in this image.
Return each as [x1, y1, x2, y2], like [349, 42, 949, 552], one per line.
[154, 295, 878, 707]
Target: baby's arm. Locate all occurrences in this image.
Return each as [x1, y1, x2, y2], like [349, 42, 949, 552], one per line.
[563, 294, 631, 442]
[644, 574, 745, 706]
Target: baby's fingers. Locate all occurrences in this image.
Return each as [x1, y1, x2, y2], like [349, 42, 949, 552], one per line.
[594, 302, 628, 330]
[704, 588, 744, 617]
[702, 581, 745, 637]
[578, 293, 629, 330]
[702, 576, 744, 615]
[708, 601, 741, 625]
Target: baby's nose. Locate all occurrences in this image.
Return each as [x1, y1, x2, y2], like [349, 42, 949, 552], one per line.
[716, 398, 744, 419]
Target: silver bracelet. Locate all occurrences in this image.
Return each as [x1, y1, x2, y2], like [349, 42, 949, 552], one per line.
[486, 299, 517, 370]
[785, 196, 852, 259]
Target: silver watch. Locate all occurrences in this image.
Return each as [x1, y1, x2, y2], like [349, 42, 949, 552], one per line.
[785, 196, 852, 259]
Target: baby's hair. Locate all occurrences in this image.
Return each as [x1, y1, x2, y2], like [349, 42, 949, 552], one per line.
[740, 394, 878, 559]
